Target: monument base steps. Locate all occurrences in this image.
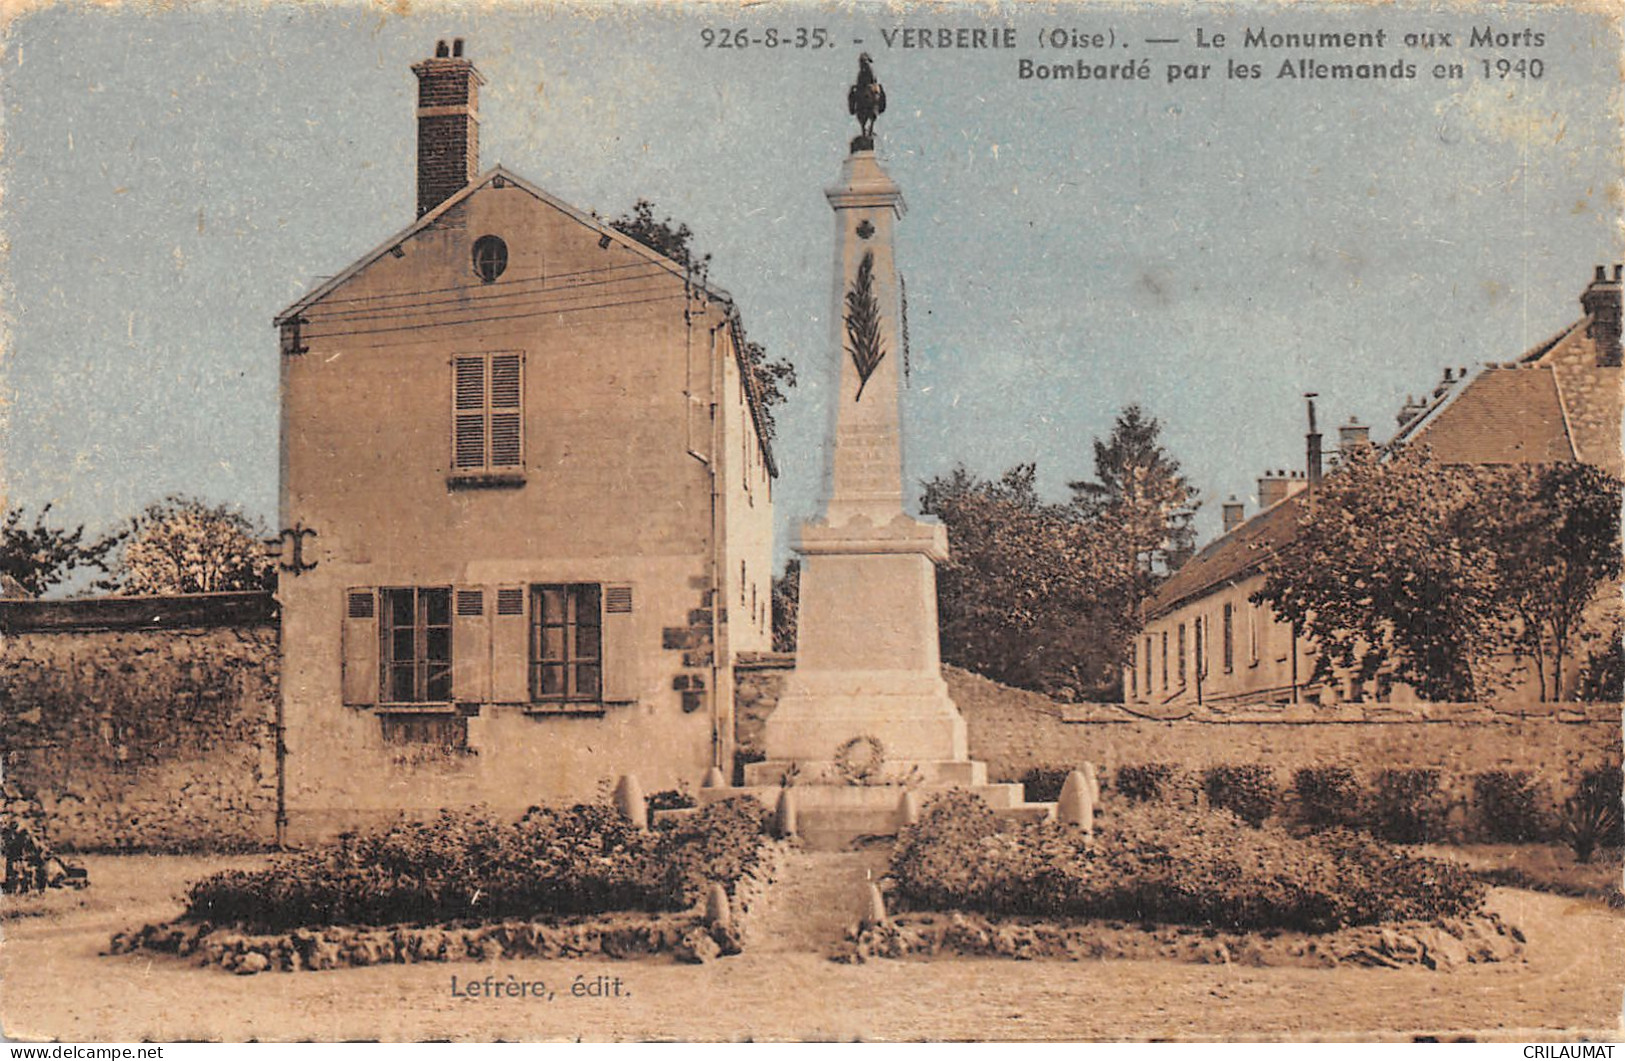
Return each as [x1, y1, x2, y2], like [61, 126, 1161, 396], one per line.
[689, 782, 1056, 850]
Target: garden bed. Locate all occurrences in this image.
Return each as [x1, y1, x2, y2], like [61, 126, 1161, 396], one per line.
[852, 791, 1525, 969]
[108, 797, 787, 973]
[837, 910, 1524, 970]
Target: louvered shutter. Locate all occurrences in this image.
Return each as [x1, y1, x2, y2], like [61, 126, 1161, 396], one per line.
[451, 587, 491, 704]
[342, 587, 379, 706]
[453, 356, 486, 470]
[601, 584, 640, 703]
[491, 585, 530, 703]
[489, 354, 523, 468]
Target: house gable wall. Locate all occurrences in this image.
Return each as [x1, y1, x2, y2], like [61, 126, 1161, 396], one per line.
[278, 182, 752, 840]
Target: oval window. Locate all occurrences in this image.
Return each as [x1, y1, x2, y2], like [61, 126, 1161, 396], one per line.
[472, 235, 508, 283]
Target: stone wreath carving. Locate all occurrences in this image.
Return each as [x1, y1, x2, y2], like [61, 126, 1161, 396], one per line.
[833, 735, 887, 786]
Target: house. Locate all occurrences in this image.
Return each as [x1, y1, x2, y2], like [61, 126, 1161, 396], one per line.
[274, 41, 776, 840]
[1125, 266, 1622, 709]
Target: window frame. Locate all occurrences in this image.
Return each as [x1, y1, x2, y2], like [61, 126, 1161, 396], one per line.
[378, 586, 454, 706]
[472, 235, 509, 283]
[528, 583, 604, 705]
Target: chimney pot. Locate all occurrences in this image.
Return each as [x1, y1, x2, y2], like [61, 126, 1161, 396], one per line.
[1615, 263, 1622, 282]
[436, 39, 449, 57]
[453, 38, 464, 57]
[1597, 265, 1608, 283]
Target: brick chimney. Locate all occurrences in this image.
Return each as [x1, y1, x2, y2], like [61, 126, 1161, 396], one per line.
[1581, 263, 1622, 367]
[1222, 496, 1245, 535]
[412, 39, 484, 218]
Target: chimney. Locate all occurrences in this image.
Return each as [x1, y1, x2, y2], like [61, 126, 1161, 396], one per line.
[1338, 416, 1371, 457]
[1396, 393, 1427, 427]
[1305, 393, 1323, 486]
[1258, 471, 1288, 509]
[412, 39, 484, 218]
[1258, 469, 1310, 509]
[1222, 496, 1245, 535]
[1581, 263, 1623, 367]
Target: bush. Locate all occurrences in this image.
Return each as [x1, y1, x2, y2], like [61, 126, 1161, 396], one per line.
[1560, 767, 1624, 864]
[1113, 763, 1182, 803]
[889, 794, 1484, 933]
[183, 799, 769, 933]
[1472, 771, 1548, 843]
[889, 789, 1001, 912]
[1019, 766, 1072, 803]
[646, 787, 697, 812]
[1202, 765, 1277, 827]
[1370, 769, 1446, 844]
[1292, 766, 1362, 831]
[657, 796, 771, 899]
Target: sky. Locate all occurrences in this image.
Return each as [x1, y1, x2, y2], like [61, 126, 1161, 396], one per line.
[2, 1, 1619, 582]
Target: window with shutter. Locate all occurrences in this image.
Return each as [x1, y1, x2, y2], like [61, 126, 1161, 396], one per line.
[380, 587, 453, 703]
[491, 586, 529, 703]
[602, 584, 639, 703]
[451, 586, 491, 704]
[453, 357, 486, 470]
[450, 352, 524, 481]
[342, 587, 379, 706]
[530, 583, 602, 703]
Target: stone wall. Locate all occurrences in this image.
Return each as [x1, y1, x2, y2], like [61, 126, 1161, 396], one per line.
[736, 660, 1621, 818]
[0, 593, 280, 852]
[732, 652, 792, 782]
[949, 666, 1620, 816]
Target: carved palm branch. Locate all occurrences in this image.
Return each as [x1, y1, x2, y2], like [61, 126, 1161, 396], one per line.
[845, 251, 886, 401]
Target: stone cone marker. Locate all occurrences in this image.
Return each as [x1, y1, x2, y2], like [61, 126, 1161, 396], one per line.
[704, 882, 732, 929]
[895, 788, 920, 829]
[774, 788, 799, 839]
[613, 774, 647, 830]
[861, 883, 889, 930]
[1081, 760, 1101, 804]
[1058, 769, 1094, 834]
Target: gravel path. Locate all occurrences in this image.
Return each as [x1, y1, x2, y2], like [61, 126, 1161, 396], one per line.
[2, 853, 1621, 1042]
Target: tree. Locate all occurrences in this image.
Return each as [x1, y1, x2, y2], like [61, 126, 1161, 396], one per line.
[1477, 462, 1622, 700]
[1068, 404, 1199, 609]
[1253, 447, 1622, 702]
[1253, 446, 1503, 701]
[771, 559, 800, 654]
[921, 465, 1135, 698]
[0, 504, 118, 597]
[102, 496, 274, 596]
[610, 200, 796, 436]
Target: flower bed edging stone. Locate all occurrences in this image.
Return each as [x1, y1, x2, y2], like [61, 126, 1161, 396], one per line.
[107, 839, 793, 975]
[834, 910, 1525, 972]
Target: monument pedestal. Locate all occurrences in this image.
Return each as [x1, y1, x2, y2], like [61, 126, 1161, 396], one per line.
[761, 514, 968, 767]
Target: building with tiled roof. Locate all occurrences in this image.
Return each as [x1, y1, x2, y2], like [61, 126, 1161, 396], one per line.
[1124, 266, 1621, 709]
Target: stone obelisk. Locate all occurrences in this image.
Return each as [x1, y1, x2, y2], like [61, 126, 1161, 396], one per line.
[754, 56, 972, 778]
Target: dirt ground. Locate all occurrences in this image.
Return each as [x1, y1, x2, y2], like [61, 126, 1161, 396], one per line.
[2, 850, 1622, 1042]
